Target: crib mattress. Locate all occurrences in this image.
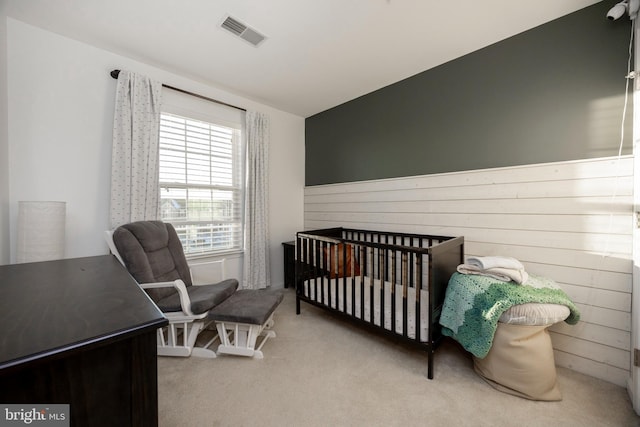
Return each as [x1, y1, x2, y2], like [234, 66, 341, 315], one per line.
[302, 276, 429, 341]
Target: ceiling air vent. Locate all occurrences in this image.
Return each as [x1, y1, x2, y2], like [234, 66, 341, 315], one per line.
[221, 15, 266, 47]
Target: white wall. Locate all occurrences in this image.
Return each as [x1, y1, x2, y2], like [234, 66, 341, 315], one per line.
[0, 9, 10, 265]
[304, 156, 634, 386]
[5, 18, 305, 287]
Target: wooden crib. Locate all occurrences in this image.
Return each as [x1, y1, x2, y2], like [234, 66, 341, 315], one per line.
[295, 227, 464, 379]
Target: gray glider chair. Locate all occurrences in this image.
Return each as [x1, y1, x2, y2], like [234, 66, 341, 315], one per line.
[106, 220, 283, 359]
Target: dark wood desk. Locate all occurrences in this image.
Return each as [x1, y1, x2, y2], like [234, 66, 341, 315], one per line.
[0, 255, 167, 427]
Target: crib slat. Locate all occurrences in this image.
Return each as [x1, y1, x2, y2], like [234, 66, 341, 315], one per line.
[327, 242, 333, 308]
[359, 245, 365, 320]
[391, 249, 396, 334]
[402, 251, 408, 338]
[314, 240, 321, 304]
[342, 245, 348, 313]
[415, 253, 422, 342]
[368, 246, 374, 324]
[379, 246, 385, 330]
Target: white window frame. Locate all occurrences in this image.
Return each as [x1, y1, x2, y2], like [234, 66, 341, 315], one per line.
[159, 93, 245, 258]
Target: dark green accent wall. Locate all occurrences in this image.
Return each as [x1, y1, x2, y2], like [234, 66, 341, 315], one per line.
[305, 1, 633, 186]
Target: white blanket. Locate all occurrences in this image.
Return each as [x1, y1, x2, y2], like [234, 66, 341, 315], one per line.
[457, 256, 529, 284]
[466, 256, 524, 270]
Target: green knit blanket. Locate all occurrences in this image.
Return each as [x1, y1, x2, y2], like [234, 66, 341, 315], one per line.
[440, 272, 580, 358]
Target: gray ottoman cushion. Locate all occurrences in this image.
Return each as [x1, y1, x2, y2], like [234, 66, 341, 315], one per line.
[209, 289, 284, 325]
[157, 279, 239, 314]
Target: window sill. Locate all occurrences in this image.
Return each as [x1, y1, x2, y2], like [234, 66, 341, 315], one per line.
[186, 249, 244, 261]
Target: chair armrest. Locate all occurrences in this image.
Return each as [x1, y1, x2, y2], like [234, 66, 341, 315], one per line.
[104, 230, 125, 266]
[140, 279, 194, 316]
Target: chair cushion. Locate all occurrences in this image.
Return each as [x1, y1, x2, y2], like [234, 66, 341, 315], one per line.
[208, 289, 284, 325]
[156, 279, 239, 314]
[113, 221, 192, 303]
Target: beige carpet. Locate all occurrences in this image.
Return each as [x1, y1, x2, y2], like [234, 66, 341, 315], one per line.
[158, 290, 640, 427]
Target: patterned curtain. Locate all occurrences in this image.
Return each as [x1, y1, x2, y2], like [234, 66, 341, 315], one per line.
[243, 111, 270, 289]
[110, 70, 162, 229]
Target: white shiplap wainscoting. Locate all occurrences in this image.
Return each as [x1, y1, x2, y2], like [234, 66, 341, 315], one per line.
[304, 155, 634, 386]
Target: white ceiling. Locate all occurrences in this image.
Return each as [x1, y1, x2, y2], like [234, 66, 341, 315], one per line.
[4, 0, 602, 117]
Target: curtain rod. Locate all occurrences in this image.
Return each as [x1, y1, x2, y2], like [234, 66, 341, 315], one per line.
[110, 69, 246, 112]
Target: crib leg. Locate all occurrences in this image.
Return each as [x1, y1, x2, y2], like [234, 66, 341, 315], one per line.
[296, 296, 301, 315]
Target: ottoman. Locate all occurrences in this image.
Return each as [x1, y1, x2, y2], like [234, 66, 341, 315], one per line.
[208, 289, 284, 359]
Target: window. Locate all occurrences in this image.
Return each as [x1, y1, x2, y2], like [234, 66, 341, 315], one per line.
[159, 112, 244, 256]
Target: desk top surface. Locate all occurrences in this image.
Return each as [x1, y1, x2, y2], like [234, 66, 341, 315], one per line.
[0, 255, 167, 370]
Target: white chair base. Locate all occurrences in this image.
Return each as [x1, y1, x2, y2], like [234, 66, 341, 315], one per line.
[214, 315, 277, 359]
[156, 315, 219, 358]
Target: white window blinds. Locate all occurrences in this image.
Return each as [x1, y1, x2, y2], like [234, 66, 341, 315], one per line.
[159, 112, 244, 255]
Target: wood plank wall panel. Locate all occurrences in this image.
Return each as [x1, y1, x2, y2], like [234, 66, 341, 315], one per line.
[303, 156, 634, 386]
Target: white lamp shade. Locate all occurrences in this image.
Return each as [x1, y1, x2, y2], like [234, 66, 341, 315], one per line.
[17, 201, 66, 263]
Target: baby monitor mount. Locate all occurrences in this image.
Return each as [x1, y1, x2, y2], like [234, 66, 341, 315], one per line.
[607, 0, 639, 20]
